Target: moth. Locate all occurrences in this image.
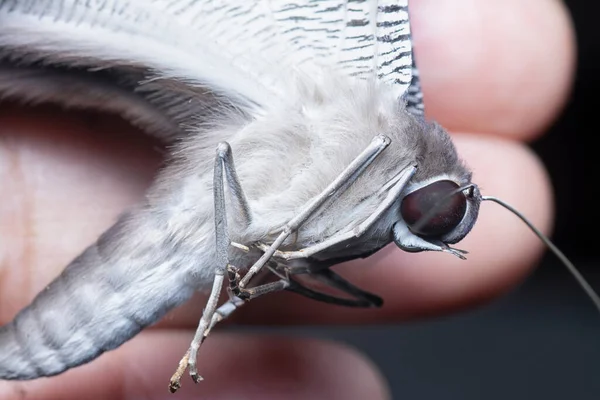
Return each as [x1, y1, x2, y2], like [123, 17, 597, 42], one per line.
[0, 0, 597, 394]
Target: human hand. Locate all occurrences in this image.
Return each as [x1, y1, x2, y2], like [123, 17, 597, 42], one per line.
[0, 0, 574, 398]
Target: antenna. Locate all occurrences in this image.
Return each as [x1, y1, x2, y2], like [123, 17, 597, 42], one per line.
[481, 195, 600, 313]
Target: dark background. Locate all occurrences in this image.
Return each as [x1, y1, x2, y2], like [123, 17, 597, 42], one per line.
[310, 1, 600, 398]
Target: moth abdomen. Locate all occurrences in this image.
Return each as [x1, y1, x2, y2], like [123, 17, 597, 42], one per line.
[0, 249, 106, 379]
[0, 213, 200, 380]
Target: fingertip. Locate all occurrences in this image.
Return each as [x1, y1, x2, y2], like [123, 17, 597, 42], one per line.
[411, 0, 575, 139]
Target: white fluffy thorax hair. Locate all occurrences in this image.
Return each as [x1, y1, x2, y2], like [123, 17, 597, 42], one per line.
[147, 71, 471, 267]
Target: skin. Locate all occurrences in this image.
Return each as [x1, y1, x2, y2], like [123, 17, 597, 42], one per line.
[0, 0, 575, 398]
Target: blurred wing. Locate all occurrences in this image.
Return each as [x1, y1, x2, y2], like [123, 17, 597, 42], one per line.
[0, 0, 423, 142]
[145, 0, 423, 111]
[141, 0, 425, 114]
[0, 0, 279, 141]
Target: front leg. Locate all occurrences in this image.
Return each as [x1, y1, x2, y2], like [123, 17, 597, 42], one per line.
[238, 135, 392, 289]
[255, 163, 417, 262]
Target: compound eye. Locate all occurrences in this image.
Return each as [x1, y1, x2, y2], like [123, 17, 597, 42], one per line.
[400, 180, 467, 237]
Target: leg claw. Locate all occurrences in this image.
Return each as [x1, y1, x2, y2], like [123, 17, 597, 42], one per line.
[189, 364, 205, 383]
[168, 380, 181, 394]
[191, 372, 204, 383]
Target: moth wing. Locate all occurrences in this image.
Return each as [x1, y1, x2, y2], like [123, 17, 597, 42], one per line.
[0, 0, 282, 141]
[146, 0, 425, 114]
[0, 0, 423, 143]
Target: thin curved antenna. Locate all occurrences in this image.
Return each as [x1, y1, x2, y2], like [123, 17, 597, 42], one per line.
[482, 196, 600, 314]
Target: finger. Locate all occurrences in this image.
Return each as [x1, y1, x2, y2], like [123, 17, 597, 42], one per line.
[178, 133, 554, 325]
[0, 332, 390, 400]
[412, 0, 575, 139]
[0, 106, 162, 322]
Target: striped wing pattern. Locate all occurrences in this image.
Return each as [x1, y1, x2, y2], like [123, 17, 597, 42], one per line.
[147, 0, 423, 111]
[0, 0, 424, 115]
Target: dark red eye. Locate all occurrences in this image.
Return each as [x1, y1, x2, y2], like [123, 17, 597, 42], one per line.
[400, 180, 467, 237]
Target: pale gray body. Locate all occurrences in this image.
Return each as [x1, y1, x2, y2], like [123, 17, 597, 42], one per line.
[0, 0, 478, 380]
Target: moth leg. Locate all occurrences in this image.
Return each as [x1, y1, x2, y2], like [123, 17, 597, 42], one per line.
[226, 264, 243, 298]
[216, 142, 252, 227]
[238, 135, 392, 290]
[308, 268, 383, 307]
[208, 269, 376, 334]
[169, 268, 224, 391]
[284, 278, 379, 307]
[276, 260, 383, 307]
[206, 263, 382, 339]
[233, 259, 380, 309]
[170, 142, 251, 392]
[256, 164, 417, 262]
[201, 264, 248, 338]
[205, 265, 290, 335]
[204, 296, 245, 337]
[226, 262, 287, 300]
[208, 260, 377, 335]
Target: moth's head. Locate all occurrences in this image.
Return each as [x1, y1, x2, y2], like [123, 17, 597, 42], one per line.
[389, 118, 482, 257]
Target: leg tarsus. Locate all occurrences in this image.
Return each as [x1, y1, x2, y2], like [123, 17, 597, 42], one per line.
[236, 280, 290, 300]
[169, 349, 190, 393]
[278, 262, 383, 308]
[185, 272, 225, 385]
[312, 268, 383, 307]
[238, 136, 392, 289]
[284, 277, 379, 307]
